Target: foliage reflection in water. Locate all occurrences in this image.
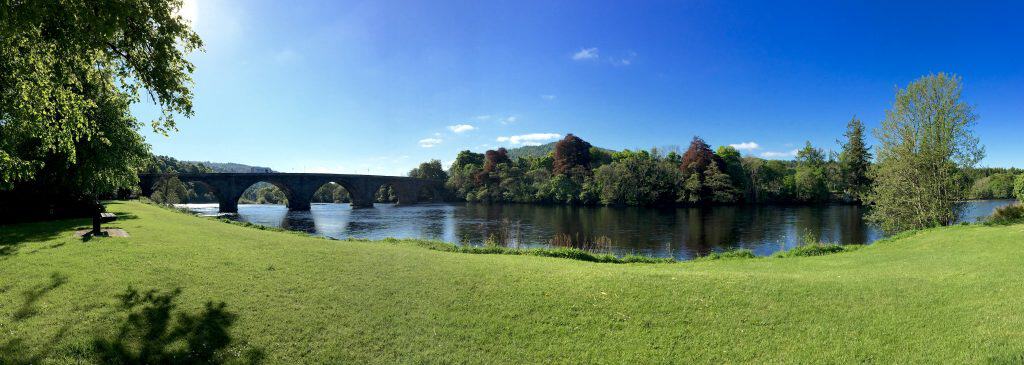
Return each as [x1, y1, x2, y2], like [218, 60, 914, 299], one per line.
[179, 200, 1015, 260]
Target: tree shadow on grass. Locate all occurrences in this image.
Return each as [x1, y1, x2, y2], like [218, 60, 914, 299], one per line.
[112, 212, 140, 221]
[0, 324, 72, 365]
[12, 272, 68, 321]
[0, 206, 141, 256]
[92, 287, 264, 364]
[25, 242, 66, 254]
[0, 219, 84, 258]
[988, 352, 1024, 364]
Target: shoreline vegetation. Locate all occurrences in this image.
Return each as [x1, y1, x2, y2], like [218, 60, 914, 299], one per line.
[161, 200, 900, 264]
[4, 200, 1024, 363]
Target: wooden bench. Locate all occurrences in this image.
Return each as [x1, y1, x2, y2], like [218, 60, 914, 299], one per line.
[92, 211, 118, 235]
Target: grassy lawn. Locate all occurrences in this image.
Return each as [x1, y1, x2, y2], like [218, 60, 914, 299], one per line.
[2, 201, 1024, 364]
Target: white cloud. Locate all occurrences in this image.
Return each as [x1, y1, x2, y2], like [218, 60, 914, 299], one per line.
[760, 149, 799, 159]
[540, 94, 557, 101]
[501, 116, 517, 124]
[729, 141, 760, 151]
[418, 138, 442, 148]
[496, 133, 561, 145]
[447, 124, 476, 133]
[610, 51, 637, 66]
[572, 47, 599, 61]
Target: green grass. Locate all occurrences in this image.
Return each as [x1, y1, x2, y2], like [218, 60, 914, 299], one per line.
[2, 201, 1024, 363]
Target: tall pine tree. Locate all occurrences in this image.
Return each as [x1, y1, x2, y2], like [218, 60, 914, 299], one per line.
[838, 117, 872, 202]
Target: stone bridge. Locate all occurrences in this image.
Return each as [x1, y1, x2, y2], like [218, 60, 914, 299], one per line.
[138, 173, 445, 213]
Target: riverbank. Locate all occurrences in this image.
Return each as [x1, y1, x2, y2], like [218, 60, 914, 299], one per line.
[2, 201, 1024, 363]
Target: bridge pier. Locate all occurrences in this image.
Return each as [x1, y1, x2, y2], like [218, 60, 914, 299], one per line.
[219, 197, 239, 213]
[285, 179, 320, 212]
[350, 189, 376, 208]
[287, 200, 312, 211]
[394, 184, 419, 206]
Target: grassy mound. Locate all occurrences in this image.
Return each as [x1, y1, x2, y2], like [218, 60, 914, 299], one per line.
[2, 201, 1024, 363]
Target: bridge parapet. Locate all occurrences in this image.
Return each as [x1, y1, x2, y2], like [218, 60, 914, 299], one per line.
[138, 173, 445, 213]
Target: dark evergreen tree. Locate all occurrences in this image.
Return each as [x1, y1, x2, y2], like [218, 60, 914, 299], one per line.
[838, 117, 872, 201]
[678, 137, 734, 204]
[704, 160, 739, 203]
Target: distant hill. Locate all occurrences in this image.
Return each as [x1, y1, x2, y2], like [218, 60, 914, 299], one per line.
[187, 161, 276, 173]
[504, 142, 616, 160]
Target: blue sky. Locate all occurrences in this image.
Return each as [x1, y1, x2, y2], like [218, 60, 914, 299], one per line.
[137, 0, 1024, 174]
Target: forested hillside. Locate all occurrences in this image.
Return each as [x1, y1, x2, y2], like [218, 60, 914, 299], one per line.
[506, 141, 616, 160]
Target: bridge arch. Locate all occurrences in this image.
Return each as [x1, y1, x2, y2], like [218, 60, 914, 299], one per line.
[140, 175, 221, 204]
[309, 181, 353, 204]
[304, 179, 381, 208]
[369, 180, 438, 206]
[416, 183, 444, 203]
[178, 178, 220, 203]
[234, 180, 295, 207]
[373, 182, 399, 204]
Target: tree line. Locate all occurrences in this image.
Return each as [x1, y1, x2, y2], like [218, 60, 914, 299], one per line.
[436, 120, 873, 207]
[423, 74, 1015, 233]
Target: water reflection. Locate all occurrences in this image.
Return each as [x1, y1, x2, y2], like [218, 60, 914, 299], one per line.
[179, 200, 1016, 260]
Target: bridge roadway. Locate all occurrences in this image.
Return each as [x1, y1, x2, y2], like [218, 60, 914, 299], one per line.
[138, 173, 444, 213]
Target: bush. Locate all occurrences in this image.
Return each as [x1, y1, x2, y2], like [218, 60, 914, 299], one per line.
[1015, 174, 1024, 202]
[772, 231, 862, 258]
[694, 249, 756, 261]
[775, 244, 848, 257]
[985, 204, 1024, 226]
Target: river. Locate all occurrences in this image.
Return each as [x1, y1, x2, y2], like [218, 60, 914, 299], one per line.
[178, 200, 1016, 260]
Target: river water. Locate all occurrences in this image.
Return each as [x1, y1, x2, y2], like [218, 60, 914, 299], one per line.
[178, 200, 1016, 260]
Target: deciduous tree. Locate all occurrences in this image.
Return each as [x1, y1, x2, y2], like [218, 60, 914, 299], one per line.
[867, 73, 984, 233]
[795, 141, 829, 202]
[553, 134, 592, 175]
[409, 159, 448, 181]
[0, 0, 202, 218]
